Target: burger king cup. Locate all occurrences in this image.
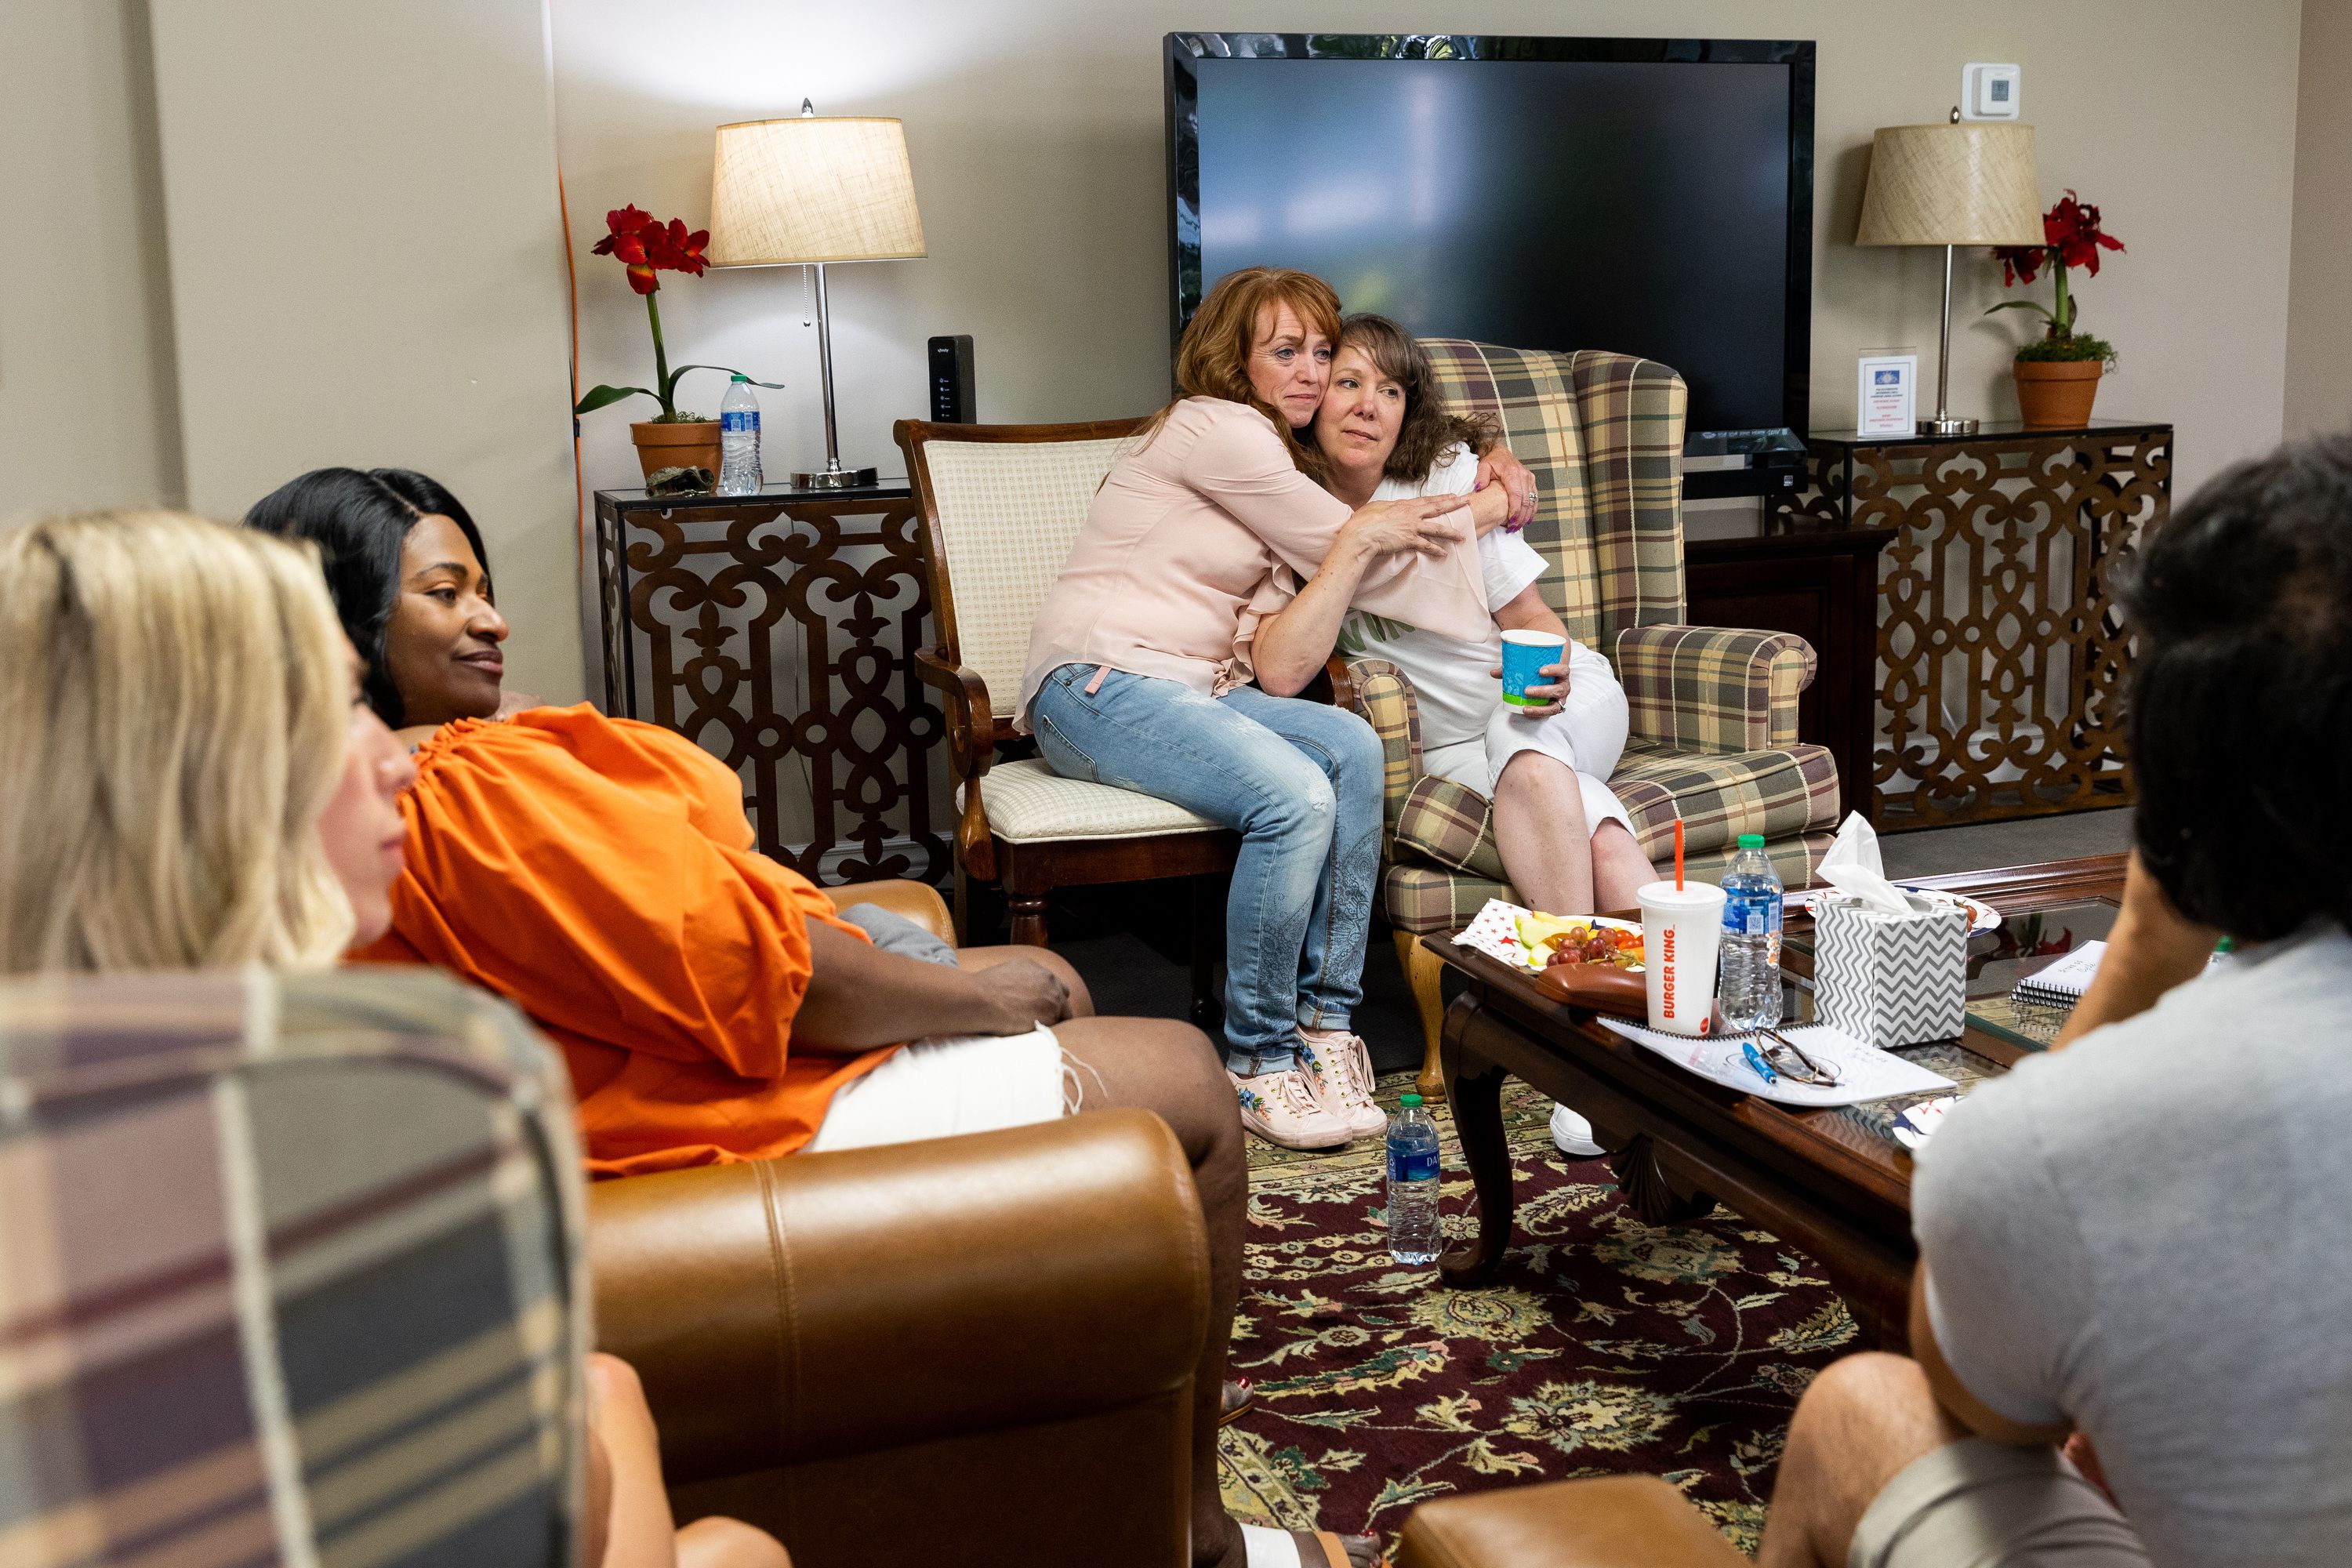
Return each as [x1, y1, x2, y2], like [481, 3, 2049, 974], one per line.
[1637, 880, 1726, 1036]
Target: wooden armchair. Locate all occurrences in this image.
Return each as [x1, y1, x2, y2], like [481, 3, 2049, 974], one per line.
[894, 417, 1237, 1021]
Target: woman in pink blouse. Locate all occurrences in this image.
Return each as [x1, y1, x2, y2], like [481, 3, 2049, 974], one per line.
[1022, 267, 1527, 1153]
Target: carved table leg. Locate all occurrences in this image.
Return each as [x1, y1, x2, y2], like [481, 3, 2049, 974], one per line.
[1439, 996, 1514, 1287]
[1611, 1134, 1719, 1225]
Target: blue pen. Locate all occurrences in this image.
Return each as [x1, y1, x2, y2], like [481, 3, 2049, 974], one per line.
[1741, 1039, 1779, 1086]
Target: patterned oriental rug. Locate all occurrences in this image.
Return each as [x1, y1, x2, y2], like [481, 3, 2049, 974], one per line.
[1217, 1073, 1860, 1556]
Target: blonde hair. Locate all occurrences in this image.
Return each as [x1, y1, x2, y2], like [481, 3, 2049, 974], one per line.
[0, 510, 356, 974]
[1146, 266, 1345, 480]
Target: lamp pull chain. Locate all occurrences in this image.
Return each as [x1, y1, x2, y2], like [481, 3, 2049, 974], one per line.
[801, 264, 815, 328]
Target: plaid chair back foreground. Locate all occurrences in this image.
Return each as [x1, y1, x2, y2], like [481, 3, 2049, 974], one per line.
[0, 967, 590, 1568]
[1418, 340, 1689, 657]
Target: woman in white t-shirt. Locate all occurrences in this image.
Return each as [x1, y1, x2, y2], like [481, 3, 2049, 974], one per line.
[1313, 315, 1657, 919]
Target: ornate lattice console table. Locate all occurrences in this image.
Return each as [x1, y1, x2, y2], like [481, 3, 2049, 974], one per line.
[1771, 419, 2172, 830]
[594, 483, 950, 887]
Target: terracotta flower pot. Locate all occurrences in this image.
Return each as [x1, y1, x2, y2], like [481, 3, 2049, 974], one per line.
[629, 419, 721, 484]
[2013, 359, 2104, 430]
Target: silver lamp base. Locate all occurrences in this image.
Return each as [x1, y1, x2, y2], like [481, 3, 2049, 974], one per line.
[1917, 415, 1980, 436]
[791, 464, 880, 491]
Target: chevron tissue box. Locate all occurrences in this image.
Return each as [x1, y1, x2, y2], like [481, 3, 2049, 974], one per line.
[1813, 892, 1969, 1049]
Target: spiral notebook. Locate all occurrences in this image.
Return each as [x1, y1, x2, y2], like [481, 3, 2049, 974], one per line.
[2011, 941, 2107, 1009]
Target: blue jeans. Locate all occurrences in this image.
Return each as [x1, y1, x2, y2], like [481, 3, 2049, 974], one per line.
[1029, 664, 1382, 1075]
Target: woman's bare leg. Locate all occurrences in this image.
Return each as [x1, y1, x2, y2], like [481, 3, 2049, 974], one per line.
[1493, 752, 1595, 913]
[676, 1519, 792, 1568]
[1051, 1014, 1248, 1568]
[1589, 821, 1657, 913]
[586, 1353, 790, 1568]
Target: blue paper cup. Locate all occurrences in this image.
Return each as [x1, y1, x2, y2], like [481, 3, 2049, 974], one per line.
[1499, 630, 1567, 706]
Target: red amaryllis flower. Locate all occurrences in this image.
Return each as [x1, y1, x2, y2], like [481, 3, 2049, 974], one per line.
[575, 198, 772, 426]
[2043, 190, 2125, 276]
[650, 217, 710, 277]
[1995, 191, 2124, 287]
[593, 205, 663, 293]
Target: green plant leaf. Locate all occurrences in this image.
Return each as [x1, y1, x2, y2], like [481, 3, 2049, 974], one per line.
[664, 363, 788, 396]
[1981, 300, 2054, 320]
[574, 383, 655, 416]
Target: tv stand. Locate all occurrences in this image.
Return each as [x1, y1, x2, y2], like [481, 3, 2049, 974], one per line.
[1682, 426, 1807, 499]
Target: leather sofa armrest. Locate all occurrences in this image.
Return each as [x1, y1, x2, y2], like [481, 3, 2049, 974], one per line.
[824, 879, 953, 945]
[1397, 1476, 1748, 1568]
[587, 1109, 1210, 1486]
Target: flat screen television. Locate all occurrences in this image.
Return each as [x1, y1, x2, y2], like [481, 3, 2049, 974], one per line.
[1165, 34, 1815, 475]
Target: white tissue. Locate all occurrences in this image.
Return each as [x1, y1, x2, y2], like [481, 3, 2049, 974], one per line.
[1817, 811, 1914, 916]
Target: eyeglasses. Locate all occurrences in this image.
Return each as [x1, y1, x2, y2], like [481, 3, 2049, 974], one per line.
[1738, 1027, 1841, 1088]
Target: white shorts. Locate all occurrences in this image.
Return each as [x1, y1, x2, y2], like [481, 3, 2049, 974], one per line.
[1421, 681, 1634, 840]
[806, 1025, 1072, 1152]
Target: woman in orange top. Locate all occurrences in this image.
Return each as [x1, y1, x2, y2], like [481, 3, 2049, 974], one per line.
[247, 469, 1347, 1568]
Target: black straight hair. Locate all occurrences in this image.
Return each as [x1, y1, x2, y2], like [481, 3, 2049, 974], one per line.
[2125, 430, 2352, 939]
[244, 468, 492, 726]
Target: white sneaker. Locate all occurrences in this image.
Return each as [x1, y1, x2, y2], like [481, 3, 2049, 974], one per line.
[1296, 1029, 1390, 1140]
[1232, 1069, 1352, 1150]
[1551, 1101, 1604, 1158]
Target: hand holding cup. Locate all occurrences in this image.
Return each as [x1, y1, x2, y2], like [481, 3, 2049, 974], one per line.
[1497, 630, 1570, 711]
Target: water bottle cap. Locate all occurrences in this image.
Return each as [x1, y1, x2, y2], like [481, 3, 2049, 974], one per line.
[1399, 1093, 1422, 1108]
[1737, 833, 1764, 849]
[730, 372, 749, 382]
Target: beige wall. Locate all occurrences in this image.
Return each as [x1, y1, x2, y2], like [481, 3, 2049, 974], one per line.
[0, 0, 183, 517]
[2288, 0, 2352, 439]
[553, 0, 2303, 510]
[143, 0, 585, 704]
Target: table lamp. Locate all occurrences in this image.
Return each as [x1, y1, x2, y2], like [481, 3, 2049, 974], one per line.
[708, 101, 926, 489]
[1855, 112, 2042, 434]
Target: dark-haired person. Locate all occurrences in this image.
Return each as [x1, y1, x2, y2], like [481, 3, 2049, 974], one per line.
[1297, 316, 1651, 1158]
[245, 467, 1352, 1568]
[1753, 433, 2352, 1568]
[245, 467, 538, 731]
[1303, 316, 1653, 919]
[1025, 267, 1533, 1156]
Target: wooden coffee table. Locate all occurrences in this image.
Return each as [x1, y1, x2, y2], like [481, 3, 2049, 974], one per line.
[1434, 855, 2127, 1349]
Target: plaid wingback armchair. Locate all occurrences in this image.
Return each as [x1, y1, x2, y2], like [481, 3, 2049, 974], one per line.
[1350, 343, 1840, 1083]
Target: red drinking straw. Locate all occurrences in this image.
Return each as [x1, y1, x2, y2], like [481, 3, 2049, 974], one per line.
[1674, 819, 1685, 889]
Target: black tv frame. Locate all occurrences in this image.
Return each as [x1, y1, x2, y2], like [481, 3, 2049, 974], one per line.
[1163, 32, 1817, 456]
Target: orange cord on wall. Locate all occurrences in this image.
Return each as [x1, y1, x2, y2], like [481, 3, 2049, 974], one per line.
[558, 166, 586, 579]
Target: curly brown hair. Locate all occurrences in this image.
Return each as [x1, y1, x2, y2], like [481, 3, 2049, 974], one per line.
[1335, 314, 1498, 484]
[1142, 267, 1342, 480]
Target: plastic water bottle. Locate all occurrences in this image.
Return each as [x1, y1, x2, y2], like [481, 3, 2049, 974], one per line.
[1385, 1093, 1442, 1265]
[717, 374, 762, 495]
[1719, 833, 1785, 1030]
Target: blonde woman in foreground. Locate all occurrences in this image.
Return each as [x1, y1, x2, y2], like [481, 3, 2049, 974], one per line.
[0, 510, 787, 1568]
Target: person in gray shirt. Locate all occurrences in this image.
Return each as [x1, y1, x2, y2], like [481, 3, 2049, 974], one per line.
[1755, 431, 2352, 1568]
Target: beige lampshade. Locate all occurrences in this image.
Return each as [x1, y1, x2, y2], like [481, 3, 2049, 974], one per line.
[708, 115, 926, 266]
[1856, 123, 2043, 248]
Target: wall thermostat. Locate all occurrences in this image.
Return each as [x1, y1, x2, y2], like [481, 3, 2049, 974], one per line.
[1961, 64, 2021, 121]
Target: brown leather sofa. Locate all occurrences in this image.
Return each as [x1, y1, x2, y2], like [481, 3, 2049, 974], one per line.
[588, 880, 1210, 1568]
[1396, 1476, 1745, 1568]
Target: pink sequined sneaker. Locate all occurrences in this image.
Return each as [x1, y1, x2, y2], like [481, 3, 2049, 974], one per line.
[1296, 1029, 1388, 1140]
[1231, 1068, 1352, 1151]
